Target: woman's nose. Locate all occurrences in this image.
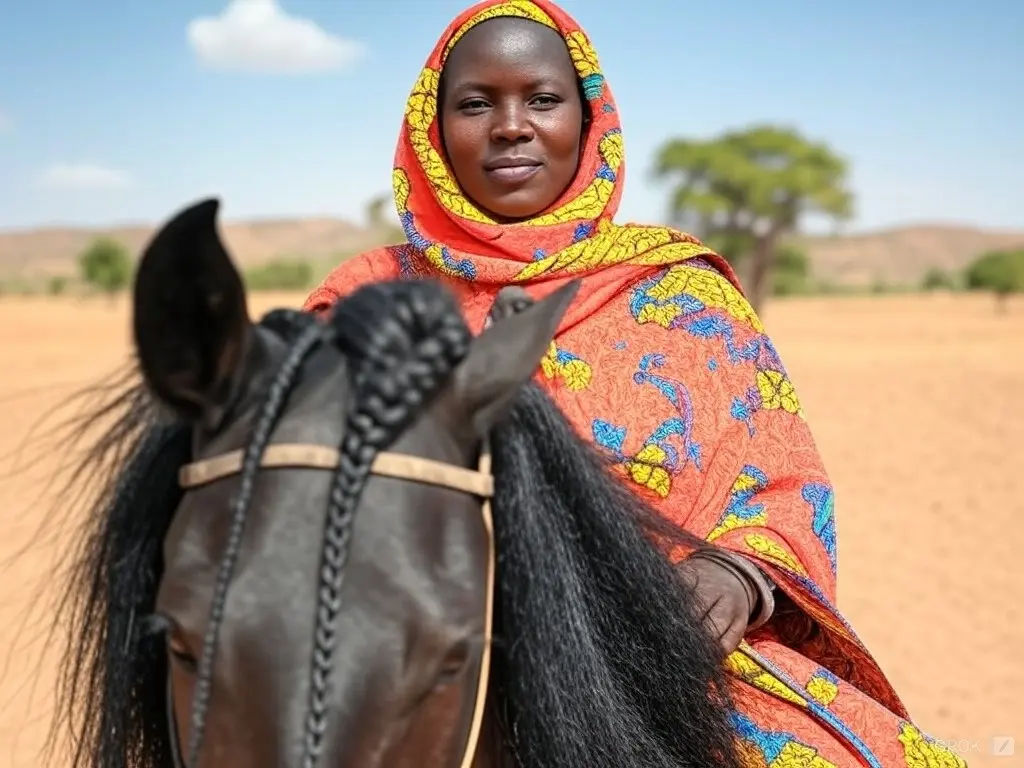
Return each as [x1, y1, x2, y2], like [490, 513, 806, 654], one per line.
[490, 102, 534, 143]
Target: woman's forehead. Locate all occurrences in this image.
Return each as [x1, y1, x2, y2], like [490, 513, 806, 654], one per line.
[444, 17, 574, 75]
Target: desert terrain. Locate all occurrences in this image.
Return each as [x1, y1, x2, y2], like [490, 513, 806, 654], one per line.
[2, 216, 1024, 291]
[0, 291, 1020, 766]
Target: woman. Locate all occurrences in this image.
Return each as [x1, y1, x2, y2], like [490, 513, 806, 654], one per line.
[305, 1, 962, 765]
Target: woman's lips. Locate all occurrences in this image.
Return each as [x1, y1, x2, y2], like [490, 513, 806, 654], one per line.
[484, 162, 542, 185]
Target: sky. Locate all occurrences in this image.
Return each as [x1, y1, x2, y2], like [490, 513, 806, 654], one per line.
[0, 0, 1020, 233]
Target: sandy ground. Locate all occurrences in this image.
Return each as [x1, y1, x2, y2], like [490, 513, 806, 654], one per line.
[0, 292, 1019, 766]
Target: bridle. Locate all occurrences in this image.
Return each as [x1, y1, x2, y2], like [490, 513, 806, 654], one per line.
[167, 442, 496, 768]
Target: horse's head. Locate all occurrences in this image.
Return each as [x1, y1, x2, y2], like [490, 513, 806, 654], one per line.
[131, 198, 576, 767]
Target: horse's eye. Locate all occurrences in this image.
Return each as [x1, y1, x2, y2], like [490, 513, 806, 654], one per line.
[165, 624, 199, 675]
[435, 640, 471, 687]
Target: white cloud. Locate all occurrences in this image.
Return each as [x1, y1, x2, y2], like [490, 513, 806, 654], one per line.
[36, 164, 135, 191]
[186, 0, 365, 74]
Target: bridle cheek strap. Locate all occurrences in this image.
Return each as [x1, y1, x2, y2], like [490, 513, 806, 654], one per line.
[461, 448, 494, 768]
[175, 443, 496, 768]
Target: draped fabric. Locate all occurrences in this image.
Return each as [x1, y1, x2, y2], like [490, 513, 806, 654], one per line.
[305, 1, 963, 764]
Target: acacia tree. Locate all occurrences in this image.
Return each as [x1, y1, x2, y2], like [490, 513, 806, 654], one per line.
[965, 249, 1024, 313]
[653, 125, 853, 314]
[78, 237, 131, 298]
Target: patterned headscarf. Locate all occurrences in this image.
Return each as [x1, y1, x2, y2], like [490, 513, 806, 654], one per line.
[383, 0, 740, 330]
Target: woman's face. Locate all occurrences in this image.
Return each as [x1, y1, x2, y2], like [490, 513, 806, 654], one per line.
[439, 18, 585, 222]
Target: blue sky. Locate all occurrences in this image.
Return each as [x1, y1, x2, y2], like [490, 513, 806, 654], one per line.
[0, 0, 1020, 232]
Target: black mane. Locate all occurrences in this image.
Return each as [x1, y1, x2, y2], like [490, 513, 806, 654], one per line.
[490, 383, 740, 767]
[47, 279, 738, 768]
[48, 381, 185, 768]
[48, 311, 318, 768]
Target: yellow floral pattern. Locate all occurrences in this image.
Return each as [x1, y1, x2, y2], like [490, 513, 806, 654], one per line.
[526, 131, 624, 227]
[805, 669, 840, 707]
[404, 67, 495, 225]
[626, 261, 806, 432]
[633, 264, 764, 331]
[708, 465, 769, 541]
[393, 168, 411, 213]
[726, 651, 810, 709]
[626, 443, 672, 498]
[708, 508, 766, 541]
[539, 341, 593, 391]
[442, 0, 557, 61]
[772, 742, 838, 767]
[757, 369, 804, 416]
[744, 533, 807, 575]
[564, 30, 600, 78]
[514, 220, 710, 281]
[898, 723, 967, 768]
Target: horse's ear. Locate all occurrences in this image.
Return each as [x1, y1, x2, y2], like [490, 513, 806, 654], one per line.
[132, 198, 252, 425]
[453, 280, 580, 435]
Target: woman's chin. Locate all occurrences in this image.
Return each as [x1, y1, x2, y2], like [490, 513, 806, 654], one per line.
[479, 191, 560, 223]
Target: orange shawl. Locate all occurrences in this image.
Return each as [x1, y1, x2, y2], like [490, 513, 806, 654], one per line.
[305, 1, 964, 765]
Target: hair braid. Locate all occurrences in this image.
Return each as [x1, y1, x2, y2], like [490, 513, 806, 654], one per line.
[301, 283, 471, 767]
[186, 317, 324, 767]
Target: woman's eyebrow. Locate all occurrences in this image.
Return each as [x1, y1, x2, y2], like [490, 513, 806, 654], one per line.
[448, 76, 567, 95]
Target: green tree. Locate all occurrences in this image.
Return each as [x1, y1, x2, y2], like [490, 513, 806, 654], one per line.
[964, 249, 1024, 312]
[78, 237, 131, 296]
[701, 230, 755, 269]
[654, 125, 853, 314]
[772, 245, 810, 297]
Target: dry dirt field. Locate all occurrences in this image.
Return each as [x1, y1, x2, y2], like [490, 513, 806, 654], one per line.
[0, 292, 1020, 766]
[4, 217, 1024, 290]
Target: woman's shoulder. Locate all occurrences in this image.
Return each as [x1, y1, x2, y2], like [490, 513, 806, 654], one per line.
[302, 245, 404, 314]
[611, 253, 765, 342]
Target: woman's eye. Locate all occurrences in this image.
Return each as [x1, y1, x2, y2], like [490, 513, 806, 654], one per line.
[531, 94, 561, 107]
[459, 98, 489, 111]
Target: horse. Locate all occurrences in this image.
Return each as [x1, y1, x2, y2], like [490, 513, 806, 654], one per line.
[50, 197, 742, 768]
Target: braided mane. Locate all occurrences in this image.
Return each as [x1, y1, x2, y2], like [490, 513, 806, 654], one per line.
[297, 283, 472, 765]
[51, 278, 739, 768]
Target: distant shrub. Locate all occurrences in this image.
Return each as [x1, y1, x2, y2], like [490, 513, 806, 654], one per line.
[921, 267, 957, 291]
[965, 249, 1024, 311]
[0, 279, 31, 296]
[244, 258, 314, 291]
[812, 280, 845, 296]
[869, 277, 891, 294]
[79, 237, 131, 295]
[48, 276, 69, 295]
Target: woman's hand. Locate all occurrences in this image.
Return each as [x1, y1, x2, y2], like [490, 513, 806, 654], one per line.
[676, 553, 759, 655]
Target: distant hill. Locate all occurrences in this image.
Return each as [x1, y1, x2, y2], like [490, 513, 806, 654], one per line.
[793, 225, 1024, 288]
[1, 216, 1022, 290]
[0, 217, 389, 284]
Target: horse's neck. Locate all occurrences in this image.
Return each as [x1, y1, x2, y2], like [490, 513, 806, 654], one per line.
[472, 738, 507, 768]
[472, 706, 511, 768]
[473, 749, 496, 768]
